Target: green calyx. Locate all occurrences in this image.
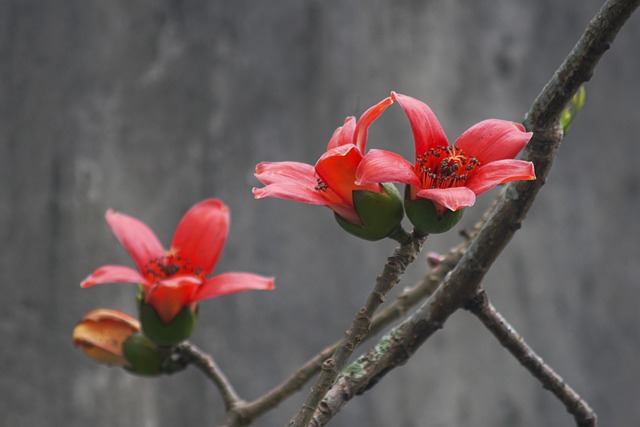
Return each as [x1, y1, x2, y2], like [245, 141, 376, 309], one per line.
[138, 302, 197, 347]
[122, 332, 165, 376]
[122, 332, 188, 376]
[404, 186, 464, 234]
[334, 182, 405, 241]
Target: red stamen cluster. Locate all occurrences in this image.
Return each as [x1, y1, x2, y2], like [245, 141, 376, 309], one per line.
[314, 178, 329, 192]
[145, 252, 204, 282]
[416, 145, 480, 189]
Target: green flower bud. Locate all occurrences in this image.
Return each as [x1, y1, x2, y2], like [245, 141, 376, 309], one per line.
[404, 186, 464, 234]
[334, 183, 405, 241]
[139, 301, 197, 347]
[122, 332, 165, 376]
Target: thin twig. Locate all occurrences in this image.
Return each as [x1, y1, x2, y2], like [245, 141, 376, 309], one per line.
[233, 344, 336, 424]
[201, 235, 470, 427]
[224, 238, 467, 425]
[465, 290, 597, 427]
[363, 194, 498, 338]
[176, 342, 245, 411]
[310, 0, 638, 424]
[287, 231, 427, 427]
[225, 180, 519, 424]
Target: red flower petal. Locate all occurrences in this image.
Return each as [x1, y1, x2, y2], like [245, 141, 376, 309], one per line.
[106, 210, 165, 274]
[254, 161, 317, 186]
[415, 186, 477, 211]
[465, 159, 536, 196]
[80, 265, 148, 288]
[328, 202, 362, 226]
[253, 161, 342, 205]
[145, 276, 202, 324]
[252, 182, 342, 206]
[455, 120, 533, 165]
[392, 92, 449, 158]
[315, 145, 378, 205]
[356, 149, 421, 187]
[353, 96, 393, 153]
[327, 117, 357, 150]
[194, 272, 274, 302]
[171, 199, 229, 276]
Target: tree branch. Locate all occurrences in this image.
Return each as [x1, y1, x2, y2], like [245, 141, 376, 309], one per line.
[526, 0, 639, 126]
[465, 290, 597, 427]
[223, 238, 468, 425]
[288, 231, 427, 426]
[175, 342, 245, 412]
[309, 0, 639, 424]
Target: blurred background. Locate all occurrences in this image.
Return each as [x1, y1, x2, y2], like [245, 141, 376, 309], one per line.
[1, 1, 639, 426]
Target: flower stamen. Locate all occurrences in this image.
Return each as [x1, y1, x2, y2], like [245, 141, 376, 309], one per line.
[416, 145, 480, 189]
[314, 178, 329, 192]
[144, 252, 204, 282]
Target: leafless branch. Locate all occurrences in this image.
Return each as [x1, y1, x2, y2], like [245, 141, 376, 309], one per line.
[465, 290, 597, 427]
[288, 231, 427, 426]
[222, 238, 468, 426]
[175, 342, 245, 412]
[309, 0, 638, 424]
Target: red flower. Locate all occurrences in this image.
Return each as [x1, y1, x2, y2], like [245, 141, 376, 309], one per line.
[81, 199, 274, 325]
[252, 97, 394, 226]
[356, 92, 536, 213]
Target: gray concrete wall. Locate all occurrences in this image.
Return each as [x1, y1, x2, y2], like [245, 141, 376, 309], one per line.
[1, 1, 638, 426]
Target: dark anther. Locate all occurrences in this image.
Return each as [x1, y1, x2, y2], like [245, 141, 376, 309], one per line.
[314, 178, 328, 192]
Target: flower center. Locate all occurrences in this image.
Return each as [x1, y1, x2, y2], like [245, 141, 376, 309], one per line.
[144, 250, 204, 282]
[416, 145, 480, 189]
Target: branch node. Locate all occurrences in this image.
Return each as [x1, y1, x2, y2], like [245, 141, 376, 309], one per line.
[321, 358, 336, 373]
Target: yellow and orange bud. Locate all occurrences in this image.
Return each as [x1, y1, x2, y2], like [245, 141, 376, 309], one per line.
[73, 309, 140, 368]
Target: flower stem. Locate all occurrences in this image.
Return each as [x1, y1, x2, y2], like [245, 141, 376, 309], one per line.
[387, 226, 413, 244]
